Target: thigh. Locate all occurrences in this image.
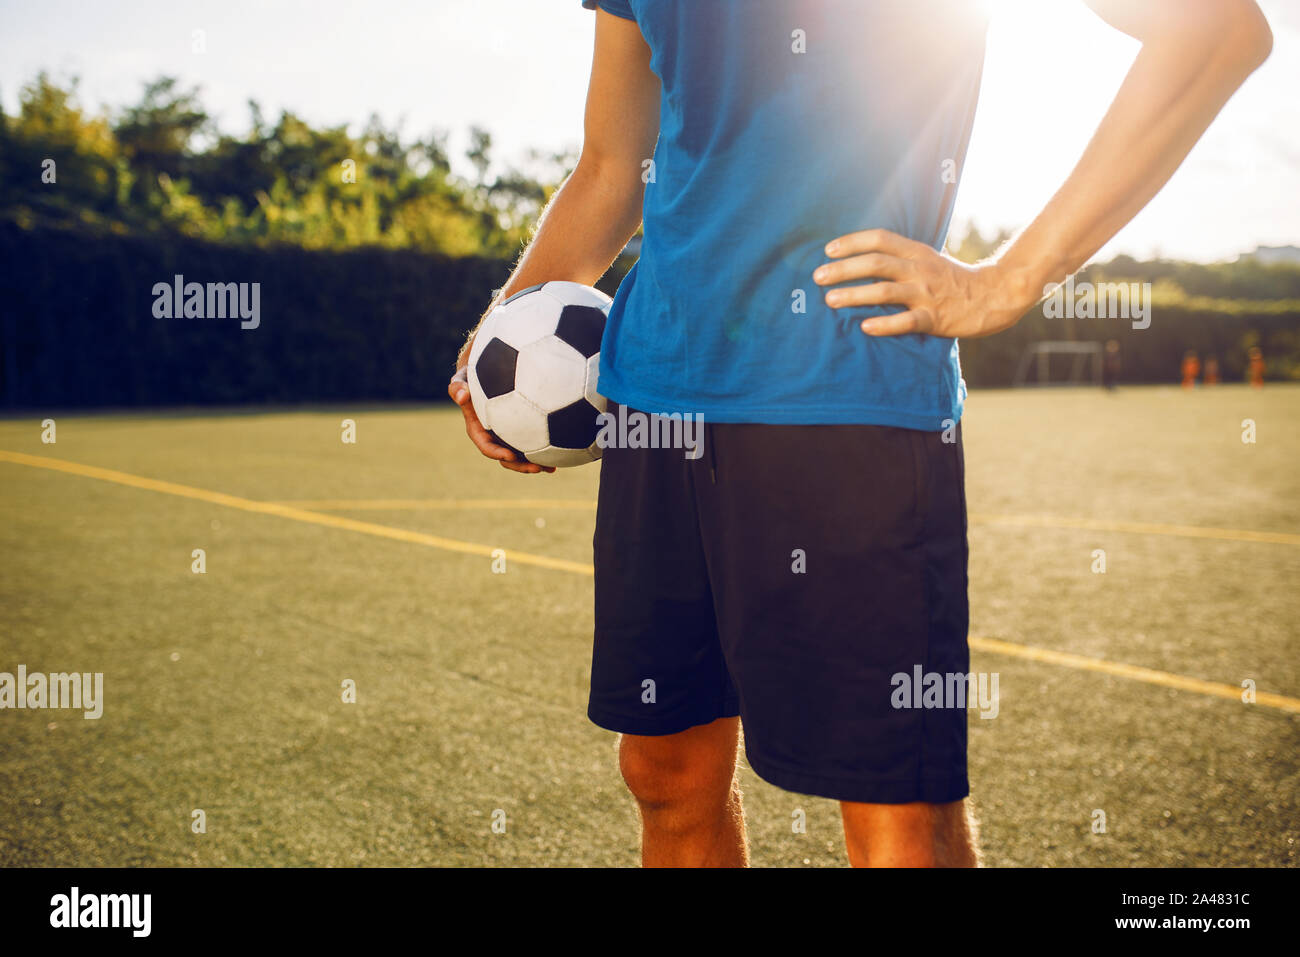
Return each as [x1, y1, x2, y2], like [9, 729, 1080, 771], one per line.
[589, 405, 739, 736]
[694, 421, 970, 804]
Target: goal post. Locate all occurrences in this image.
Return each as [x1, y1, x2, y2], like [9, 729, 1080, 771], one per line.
[1013, 341, 1103, 387]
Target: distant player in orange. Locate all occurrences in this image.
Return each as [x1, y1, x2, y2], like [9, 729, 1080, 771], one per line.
[1181, 349, 1201, 389]
[1248, 345, 1265, 388]
[1203, 354, 1221, 386]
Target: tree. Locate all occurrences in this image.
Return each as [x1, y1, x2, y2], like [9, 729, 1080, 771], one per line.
[113, 77, 208, 189]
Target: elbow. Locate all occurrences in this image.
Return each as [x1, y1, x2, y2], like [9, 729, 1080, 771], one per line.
[1153, 1, 1274, 77]
[1247, 15, 1273, 70]
[1226, 1, 1273, 73]
[575, 148, 639, 187]
[574, 150, 647, 216]
[573, 147, 610, 181]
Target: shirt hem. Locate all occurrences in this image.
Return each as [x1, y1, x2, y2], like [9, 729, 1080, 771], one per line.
[601, 381, 964, 431]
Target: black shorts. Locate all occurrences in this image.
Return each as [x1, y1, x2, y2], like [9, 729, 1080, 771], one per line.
[589, 404, 970, 805]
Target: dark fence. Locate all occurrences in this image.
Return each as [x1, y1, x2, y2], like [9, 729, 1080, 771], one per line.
[1, 218, 1294, 408]
[0, 219, 517, 407]
[959, 298, 1297, 387]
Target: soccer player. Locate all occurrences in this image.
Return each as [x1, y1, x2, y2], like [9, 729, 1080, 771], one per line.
[1204, 354, 1222, 386]
[449, 0, 1271, 867]
[1182, 349, 1202, 389]
[1248, 345, 1266, 388]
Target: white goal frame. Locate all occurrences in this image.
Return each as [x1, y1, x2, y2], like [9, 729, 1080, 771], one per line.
[1012, 341, 1103, 387]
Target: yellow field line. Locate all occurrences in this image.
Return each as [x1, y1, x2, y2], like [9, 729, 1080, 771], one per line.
[968, 636, 1299, 714]
[4, 449, 1298, 714]
[272, 499, 1299, 548]
[970, 512, 1300, 547]
[0, 450, 593, 576]
[270, 498, 597, 511]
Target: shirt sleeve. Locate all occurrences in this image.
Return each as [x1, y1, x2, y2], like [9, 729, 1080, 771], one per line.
[581, 0, 636, 21]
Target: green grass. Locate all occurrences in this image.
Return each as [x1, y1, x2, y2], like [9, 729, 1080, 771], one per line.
[1, 384, 1297, 867]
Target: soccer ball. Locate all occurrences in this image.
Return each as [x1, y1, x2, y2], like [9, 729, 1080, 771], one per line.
[466, 281, 611, 468]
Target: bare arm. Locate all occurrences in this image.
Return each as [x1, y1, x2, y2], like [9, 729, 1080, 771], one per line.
[814, 0, 1273, 338]
[449, 9, 660, 472]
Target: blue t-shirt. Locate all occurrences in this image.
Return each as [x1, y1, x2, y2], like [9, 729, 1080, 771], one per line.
[582, 0, 989, 429]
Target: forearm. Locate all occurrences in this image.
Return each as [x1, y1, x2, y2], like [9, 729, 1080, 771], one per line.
[992, 7, 1272, 310]
[456, 158, 644, 367]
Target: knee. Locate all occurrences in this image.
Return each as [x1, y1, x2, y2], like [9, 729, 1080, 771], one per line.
[618, 734, 734, 815]
[841, 799, 977, 868]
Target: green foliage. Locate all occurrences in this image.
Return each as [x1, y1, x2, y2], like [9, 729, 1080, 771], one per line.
[945, 222, 1014, 264]
[0, 73, 569, 258]
[1, 75, 1296, 405]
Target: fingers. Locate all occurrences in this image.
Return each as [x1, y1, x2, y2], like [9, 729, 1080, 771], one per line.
[859, 309, 934, 337]
[447, 377, 470, 406]
[500, 459, 555, 474]
[813, 235, 924, 311]
[823, 280, 916, 310]
[449, 380, 507, 458]
[449, 373, 552, 472]
[823, 228, 929, 260]
[815, 229, 943, 333]
[813, 252, 915, 287]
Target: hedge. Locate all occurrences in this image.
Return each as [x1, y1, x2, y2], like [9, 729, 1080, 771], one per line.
[2, 218, 1294, 408]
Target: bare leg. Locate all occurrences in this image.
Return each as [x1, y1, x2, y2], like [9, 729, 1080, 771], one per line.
[840, 798, 981, 868]
[618, 716, 747, 867]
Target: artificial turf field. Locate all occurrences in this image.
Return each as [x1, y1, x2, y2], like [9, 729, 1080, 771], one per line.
[1, 384, 1297, 867]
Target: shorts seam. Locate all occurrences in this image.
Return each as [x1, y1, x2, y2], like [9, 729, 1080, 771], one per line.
[587, 702, 739, 738]
[744, 744, 969, 804]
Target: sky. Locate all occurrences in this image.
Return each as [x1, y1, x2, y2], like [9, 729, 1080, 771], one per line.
[1, 0, 1296, 263]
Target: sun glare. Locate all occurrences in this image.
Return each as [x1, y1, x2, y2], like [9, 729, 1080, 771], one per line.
[952, 0, 1142, 250]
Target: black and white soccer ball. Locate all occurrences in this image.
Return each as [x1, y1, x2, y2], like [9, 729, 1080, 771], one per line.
[466, 281, 611, 468]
